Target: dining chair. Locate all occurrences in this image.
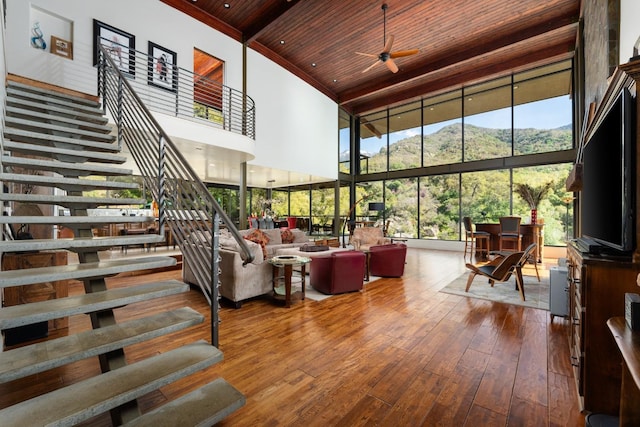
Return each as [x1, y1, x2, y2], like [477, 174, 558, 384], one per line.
[462, 217, 490, 261]
[498, 216, 522, 252]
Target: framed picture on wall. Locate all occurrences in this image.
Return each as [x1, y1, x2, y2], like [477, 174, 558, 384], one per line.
[92, 19, 135, 77]
[147, 41, 177, 92]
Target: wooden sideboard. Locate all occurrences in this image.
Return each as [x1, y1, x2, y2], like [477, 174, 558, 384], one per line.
[475, 223, 544, 262]
[2, 251, 69, 336]
[567, 243, 640, 414]
[607, 317, 640, 426]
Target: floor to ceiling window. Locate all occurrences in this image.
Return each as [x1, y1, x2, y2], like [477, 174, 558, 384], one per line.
[355, 59, 575, 246]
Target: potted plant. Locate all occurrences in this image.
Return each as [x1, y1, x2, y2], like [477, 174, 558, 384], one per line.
[514, 181, 554, 224]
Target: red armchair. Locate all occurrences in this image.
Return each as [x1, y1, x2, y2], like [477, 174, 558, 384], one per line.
[310, 251, 366, 295]
[369, 243, 407, 277]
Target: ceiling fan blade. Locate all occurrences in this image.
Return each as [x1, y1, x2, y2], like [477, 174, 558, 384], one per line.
[382, 35, 394, 53]
[362, 60, 380, 73]
[390, 49, 419, 58]
[384, 58, 399, 73]
[355, 52, 378, 58]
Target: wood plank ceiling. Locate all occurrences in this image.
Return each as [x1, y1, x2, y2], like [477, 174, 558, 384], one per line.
[162, 0, 581, 116]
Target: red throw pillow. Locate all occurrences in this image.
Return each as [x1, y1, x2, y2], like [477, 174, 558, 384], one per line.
[280, 229, 294, 244]
[243, 229, 270, 258]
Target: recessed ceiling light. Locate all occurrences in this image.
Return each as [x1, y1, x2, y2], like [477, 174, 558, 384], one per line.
[311, 63, 316, 67]
[223, 3, 230, 8]
[333, 79, 338, 83]
[280, 40, 285, 45]
[467, 97, 473, 101]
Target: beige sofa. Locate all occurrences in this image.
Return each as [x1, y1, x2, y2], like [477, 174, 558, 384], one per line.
[182, 227, 310, 308]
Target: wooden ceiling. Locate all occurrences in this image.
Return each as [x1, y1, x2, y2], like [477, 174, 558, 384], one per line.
[162, 0, 581, 116]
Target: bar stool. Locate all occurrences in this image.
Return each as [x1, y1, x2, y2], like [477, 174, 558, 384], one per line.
[463, 217, 490, 261]
[499, 216, 522, 252]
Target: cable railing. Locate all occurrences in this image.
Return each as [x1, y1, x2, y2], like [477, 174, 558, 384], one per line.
[99, 37, 255, 140]
[97, 42, 255, 347]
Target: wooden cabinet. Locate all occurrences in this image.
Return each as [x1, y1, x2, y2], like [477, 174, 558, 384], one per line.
[567, 243, 640, 414]
[2, 251, 69, 332]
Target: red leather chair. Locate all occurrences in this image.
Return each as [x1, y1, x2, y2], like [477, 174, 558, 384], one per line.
[310, 251, 366, 295]
[369, 243, 407, 277]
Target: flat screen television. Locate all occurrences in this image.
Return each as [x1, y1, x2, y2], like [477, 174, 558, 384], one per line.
[581, 87, 635, 254]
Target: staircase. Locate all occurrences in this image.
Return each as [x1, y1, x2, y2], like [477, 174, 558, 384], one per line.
[0, 80, 245, 425]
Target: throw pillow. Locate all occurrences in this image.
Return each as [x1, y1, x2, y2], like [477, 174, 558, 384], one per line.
[280, 229, 294, 244]
[243, 228, 270, 259]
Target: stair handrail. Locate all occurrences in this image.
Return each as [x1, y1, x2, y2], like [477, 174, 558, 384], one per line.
[97, 42, 255, 347]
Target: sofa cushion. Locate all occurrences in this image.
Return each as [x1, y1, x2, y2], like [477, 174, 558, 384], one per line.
[262, 228, 282, 245]
[220, 234, 264, 264]
[291, 229, 308, 243]
[280, 228, 294, 244]
[243, 229, 270, 258]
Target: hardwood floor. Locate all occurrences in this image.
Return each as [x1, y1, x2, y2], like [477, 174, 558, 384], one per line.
[0, 248, 585, 426]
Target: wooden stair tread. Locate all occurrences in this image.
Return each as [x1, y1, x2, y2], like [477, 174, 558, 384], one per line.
[124, 378, 246, 427]
[0, 307, 203, 383]
[0, 256, 176, 288]
[0, 279, 188, 329]
[0, 341, 223, 427]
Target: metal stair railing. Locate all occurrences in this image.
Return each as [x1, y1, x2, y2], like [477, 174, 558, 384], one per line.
[98, 37, 255, 140]
[97, 43, 255, 348]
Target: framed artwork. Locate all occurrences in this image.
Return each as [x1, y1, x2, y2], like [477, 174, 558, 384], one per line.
[50, 36, 73, 59]
[93, 19, 135, 77]
[148, 41, 177, 92]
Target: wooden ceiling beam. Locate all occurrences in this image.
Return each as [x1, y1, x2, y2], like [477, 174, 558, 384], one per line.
[160, 0, 242, 42]
[345, 40, 576, 115]
[243, 2, 299, 43]
[339, 14, 579, 105]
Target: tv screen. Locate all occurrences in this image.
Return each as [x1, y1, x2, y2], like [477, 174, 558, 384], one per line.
[581, 88, 635, 253]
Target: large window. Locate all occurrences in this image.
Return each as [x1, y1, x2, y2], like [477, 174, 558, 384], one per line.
[388, 102, 421, 171]
[423, 91, 462, 167]
[419, 174, 460, 240]
[352, 60, 574, 246]
[513, 65, 573, 155]
[339, 108, 351, 174]
[463, 77, 512, 161]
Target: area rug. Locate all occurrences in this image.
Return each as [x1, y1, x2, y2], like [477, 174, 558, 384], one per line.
[440, 270, 550, 310]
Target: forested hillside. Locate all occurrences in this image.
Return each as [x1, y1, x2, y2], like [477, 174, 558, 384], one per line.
[350, 123, 574, 245]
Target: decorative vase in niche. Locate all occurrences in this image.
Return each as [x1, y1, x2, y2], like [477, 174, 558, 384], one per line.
[530, 209, 537, 224]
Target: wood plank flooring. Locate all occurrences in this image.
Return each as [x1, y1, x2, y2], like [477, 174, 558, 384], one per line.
[0, 248, 585, 426]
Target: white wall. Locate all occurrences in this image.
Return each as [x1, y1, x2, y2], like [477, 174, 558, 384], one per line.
[247, 50, 338, 180]
[3, 0, 338, 183]
[621, 0, 640, 63]
[5, 0, 242, 94]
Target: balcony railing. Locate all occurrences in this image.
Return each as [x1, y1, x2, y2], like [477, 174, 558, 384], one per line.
[99, 37, 255, 139]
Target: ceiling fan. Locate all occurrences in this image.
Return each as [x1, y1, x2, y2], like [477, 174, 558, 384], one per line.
[357, 3, 419, 74]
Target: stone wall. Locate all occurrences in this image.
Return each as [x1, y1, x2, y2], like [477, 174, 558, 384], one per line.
[583, 0, 620, 108]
